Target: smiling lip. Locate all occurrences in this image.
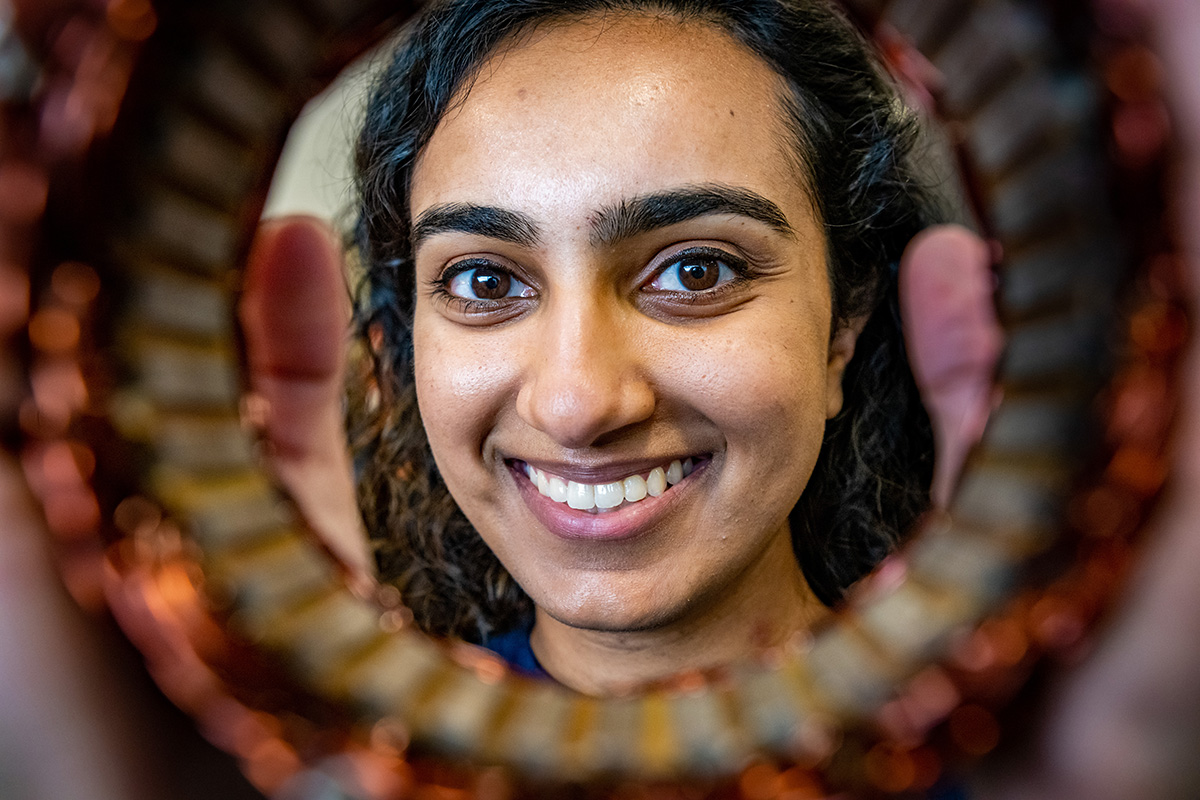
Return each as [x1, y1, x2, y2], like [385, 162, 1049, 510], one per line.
[508, 456, 709, 541]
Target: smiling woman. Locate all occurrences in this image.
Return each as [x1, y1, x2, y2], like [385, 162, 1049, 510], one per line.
[348, 0, 938, 693]
[9, 0, 1176, 794]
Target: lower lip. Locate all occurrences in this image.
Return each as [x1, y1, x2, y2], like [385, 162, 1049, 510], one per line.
[509, 461, 708, 542]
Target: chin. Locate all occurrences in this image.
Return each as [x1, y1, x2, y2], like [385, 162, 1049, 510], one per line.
[548, 608, 673, 635]
[535, 583, 698, 636]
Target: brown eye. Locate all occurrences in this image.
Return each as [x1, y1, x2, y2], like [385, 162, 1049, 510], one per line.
[677, 258, 720, 290]
[446, 265, 533, 300]
[648, 253, 737, 293]
[471, 268, 510, 298]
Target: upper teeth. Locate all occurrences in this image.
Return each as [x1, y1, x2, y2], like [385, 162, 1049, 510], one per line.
[524, 458, 695, 512]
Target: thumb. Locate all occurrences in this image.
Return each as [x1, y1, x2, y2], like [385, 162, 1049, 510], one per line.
[239, 216, 372, 580]
[899, 224, 1004, 506]
[241, 215, 348, 453]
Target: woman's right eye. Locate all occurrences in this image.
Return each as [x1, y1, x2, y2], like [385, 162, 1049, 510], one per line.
[444, 264, 534, 301]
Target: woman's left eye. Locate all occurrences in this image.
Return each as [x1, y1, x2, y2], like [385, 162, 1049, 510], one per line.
[648, 252, 738, 293]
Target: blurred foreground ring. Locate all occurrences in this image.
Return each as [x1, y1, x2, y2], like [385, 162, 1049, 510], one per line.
[3, 1, 1188, 798]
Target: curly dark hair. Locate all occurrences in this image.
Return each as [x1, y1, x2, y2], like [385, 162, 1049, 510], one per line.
[349, 0, 938, 643]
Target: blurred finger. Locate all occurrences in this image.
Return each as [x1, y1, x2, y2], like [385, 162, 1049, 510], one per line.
[899, 224, 1003, 506]
[240, 215, 372, 580]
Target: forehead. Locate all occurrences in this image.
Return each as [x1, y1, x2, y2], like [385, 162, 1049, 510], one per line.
[411, 13, 812, 219]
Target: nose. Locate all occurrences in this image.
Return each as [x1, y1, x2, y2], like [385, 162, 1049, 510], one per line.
[516, 294, 655, 449]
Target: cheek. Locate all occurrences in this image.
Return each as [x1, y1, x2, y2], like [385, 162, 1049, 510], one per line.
[665, 306, 831, 483]
[412, 314, 521, 474]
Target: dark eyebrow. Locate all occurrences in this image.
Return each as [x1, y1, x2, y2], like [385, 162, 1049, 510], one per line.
[411, 203, 540, 249]
[590, 184, 796, 247]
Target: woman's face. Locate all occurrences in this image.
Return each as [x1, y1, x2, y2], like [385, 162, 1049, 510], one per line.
[410, 15, 857, 639]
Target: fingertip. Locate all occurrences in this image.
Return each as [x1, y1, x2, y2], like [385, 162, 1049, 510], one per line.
[900, 224, 992, 279]
[241, 214, 351, 379]
[245, 216, 348, 311]
[899, 224, 997, 321]
[249, 215, 344, 284]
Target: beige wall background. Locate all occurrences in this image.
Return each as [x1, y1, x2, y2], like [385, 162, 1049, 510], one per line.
[262, 43, 389, 225]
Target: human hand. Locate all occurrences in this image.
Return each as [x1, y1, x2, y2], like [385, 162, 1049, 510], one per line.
[979, 1, 1200, 796]
[897, 187, 1200, 799]
[898, 224, 1003, 507]
[240, 215, 373, 583]
[895, 3, 1200, 795]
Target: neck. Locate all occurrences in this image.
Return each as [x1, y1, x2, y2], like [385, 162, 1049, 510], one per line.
[528, 536, 828, 696]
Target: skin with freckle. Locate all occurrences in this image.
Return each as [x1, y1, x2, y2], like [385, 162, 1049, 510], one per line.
[409, 16, 851, 691]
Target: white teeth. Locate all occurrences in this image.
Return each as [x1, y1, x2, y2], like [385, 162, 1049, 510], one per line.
[646, 467, 667, 497]
[623, 474, 647, 503]
[594, 481, 624, 509]
[522, 459, 699, 511]
[567, 481, 595, 510]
